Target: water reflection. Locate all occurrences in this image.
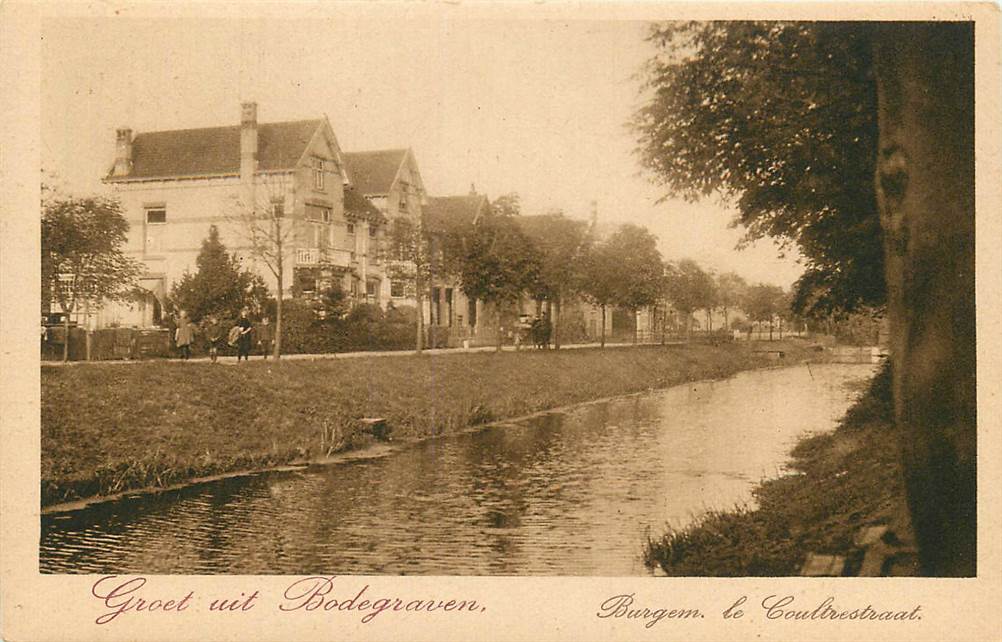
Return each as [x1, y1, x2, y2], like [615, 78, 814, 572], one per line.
[41, 363, 874, 575]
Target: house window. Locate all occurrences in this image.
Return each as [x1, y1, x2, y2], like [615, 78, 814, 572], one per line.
[305, 205, 332, 223]
[398, 193, 408, 212]
[368, 225, 377, 238]
[272, 201, 284, 218]
[346, 223, 355, 235]
[312, 158, 326, 191]
[295, 268, 317, 295]
[366, 280, 376, 296]
[390, 280, 405, 298]
[144, 208, 166, 255]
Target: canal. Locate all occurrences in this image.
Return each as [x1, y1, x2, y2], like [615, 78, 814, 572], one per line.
[40, 362, 875, 575]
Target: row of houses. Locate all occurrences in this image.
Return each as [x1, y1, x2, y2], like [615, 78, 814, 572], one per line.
[92, 102, 612, 346]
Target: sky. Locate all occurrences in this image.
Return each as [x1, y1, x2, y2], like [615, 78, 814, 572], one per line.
[41, 12, 804, 288]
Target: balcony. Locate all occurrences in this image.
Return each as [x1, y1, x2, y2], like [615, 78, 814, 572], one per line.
[295, 247, 354, 267]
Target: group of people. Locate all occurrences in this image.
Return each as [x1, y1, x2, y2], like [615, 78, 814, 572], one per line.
[173, 308, 273, 362]
[513, 314, 552, 350]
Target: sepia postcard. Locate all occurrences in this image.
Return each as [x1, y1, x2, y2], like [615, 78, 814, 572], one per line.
[2, 1, 1000, 640]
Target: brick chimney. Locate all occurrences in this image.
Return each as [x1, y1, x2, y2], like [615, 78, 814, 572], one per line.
[112, 128, 133, 177]
[240, 102, 258, 184]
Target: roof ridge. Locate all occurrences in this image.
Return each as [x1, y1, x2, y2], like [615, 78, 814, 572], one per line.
[134, 118, 323, 138]
[343, 148, 409, 156]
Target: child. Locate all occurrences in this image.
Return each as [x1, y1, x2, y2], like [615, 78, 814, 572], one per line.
[235, 308, 253, 362]
[175, 310, 195, 360]
[203, 315, 222, 363]
[257, 316, 274, 359]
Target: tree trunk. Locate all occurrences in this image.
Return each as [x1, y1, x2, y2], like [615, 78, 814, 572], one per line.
[495, 302, 503, 353]
[874, 23, 975, 576]
[722, 305, 729, 334]
[632, 309, 638, 345]
[768, 320, 773, 341]
[600, 304, 606, 348]
[553, 295, 562, 350]
[415, 288, 425, 353]
[273, 219, 284, 360]
[274, 286, 283, 359]
[62, 313, 70, 362]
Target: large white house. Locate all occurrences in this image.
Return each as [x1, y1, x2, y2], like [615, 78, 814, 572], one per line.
[99, 102, 408, 327]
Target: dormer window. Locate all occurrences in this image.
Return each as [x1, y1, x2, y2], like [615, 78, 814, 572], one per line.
[312, 158, 326, 191]
[369, 225, 377, 238]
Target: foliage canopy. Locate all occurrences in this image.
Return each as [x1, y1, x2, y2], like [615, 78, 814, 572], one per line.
[41, 193, 143, 316]
[633, 21, 883, 315]
[168, 225, 270, 322]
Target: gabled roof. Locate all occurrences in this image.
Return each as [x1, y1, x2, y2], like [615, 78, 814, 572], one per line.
[344, 187, 386, 225]
[423, 194, 489, 234]
[107, 119, 324, 181]
[342, 149, 409, 195]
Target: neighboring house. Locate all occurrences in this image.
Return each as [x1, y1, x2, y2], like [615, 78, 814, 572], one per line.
[512, 213, 613, 343]
[99, 102, 384, 327]
[342, 148, 427, 307]
[418, 201, 615, 346]
[422, 191, 491, 343]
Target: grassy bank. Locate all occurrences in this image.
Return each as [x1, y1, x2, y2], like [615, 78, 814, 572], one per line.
[643, 362, 906, 576]
[41, 340, 815, 507]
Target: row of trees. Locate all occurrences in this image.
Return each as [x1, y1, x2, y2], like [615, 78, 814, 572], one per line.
[388, 191, 797, 351]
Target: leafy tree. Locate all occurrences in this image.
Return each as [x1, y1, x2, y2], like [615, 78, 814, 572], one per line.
[579, 224, 664, 346]
[314, 284, 351, 323]
[578, 237, 620, 348]
[742, 283, 786, 340]
[519, 211, 592, 349]
[665, 259, 715, 337]
[386, 216, 435, 352]
[606, 224, 665, 343]
[458, 210, 539, 352]
[169, 225, 269, 323]
[633, 21, 883, 316]
[41, 193, 143, 361]
[490, 192, 522, 218]
[716, 271, 748, 331]
[227, 175, 295, 358]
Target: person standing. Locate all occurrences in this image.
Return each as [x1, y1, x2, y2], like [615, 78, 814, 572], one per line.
[203, 315, 222, 363]
[236, 308, 253, 362]
[175, 310, 195, 361]
[257, 316, 274, 359]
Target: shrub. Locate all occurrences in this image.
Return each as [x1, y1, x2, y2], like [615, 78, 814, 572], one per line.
[385, 304, 417, 325]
